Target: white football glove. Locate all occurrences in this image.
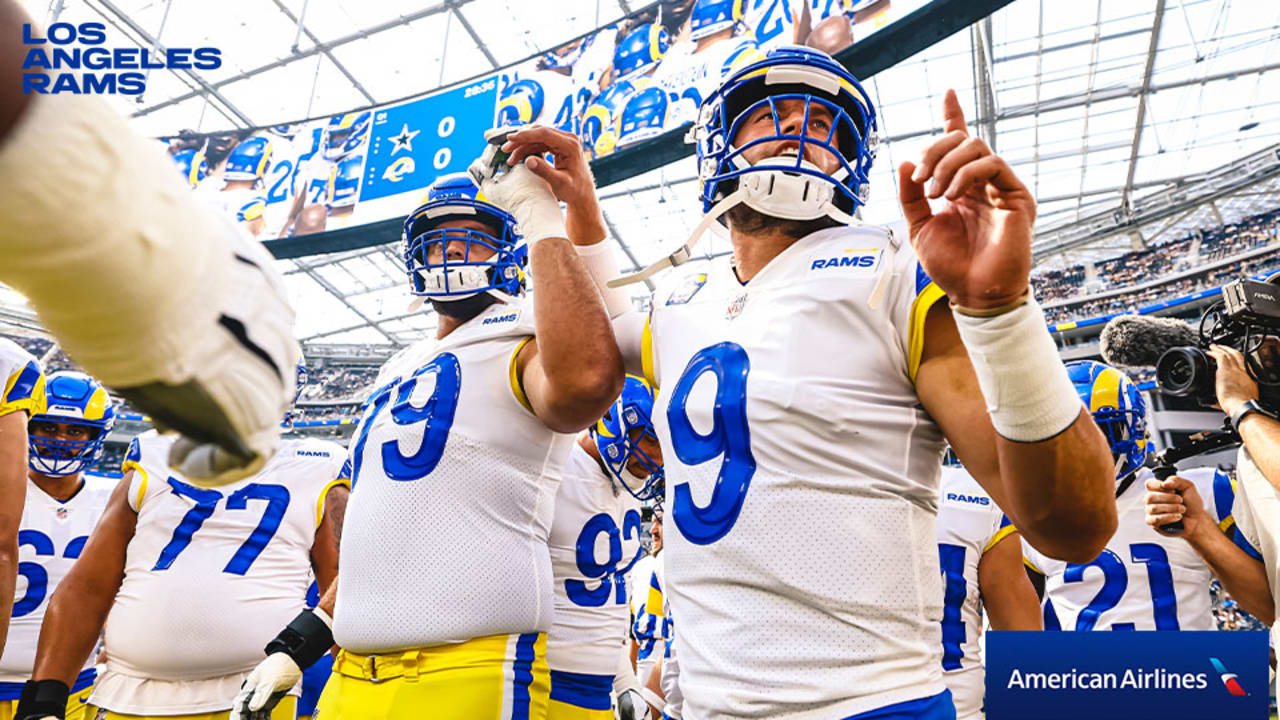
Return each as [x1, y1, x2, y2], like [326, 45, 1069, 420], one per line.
[614, 688, 652, 720]
[468, 126, 567, 246]
[230, 653, 302, 720]
[0, 93, 298, 487]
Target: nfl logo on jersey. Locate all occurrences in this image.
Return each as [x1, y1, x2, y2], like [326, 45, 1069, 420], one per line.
[725, 292, 748, 320]
[55, 507, 68, 520]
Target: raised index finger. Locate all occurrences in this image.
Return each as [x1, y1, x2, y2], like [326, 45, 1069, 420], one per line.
[941, 89, 967, 135]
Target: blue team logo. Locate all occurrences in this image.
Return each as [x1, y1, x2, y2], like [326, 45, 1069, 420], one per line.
[810, 248, 882, 271]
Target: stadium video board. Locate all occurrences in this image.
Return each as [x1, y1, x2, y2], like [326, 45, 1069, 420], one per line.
[162, 0, 928, 240]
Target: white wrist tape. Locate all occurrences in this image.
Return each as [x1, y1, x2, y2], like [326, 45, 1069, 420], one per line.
[480, 163, 567, 246]
[577, 241, 634, 318]
[312, 607, 334, 629]
[952, 294, 1082, 442]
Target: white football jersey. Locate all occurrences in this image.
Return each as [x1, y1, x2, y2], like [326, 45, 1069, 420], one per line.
[936, 466, 1014, 720]
[1024, 466, 1232, 632]
[0, 338, 44, 418]
[742, 0, 795, 46]
[643, 224, 949, 719]
[334, 299, 574, 652]
[93, 431, 345, 713]
[216, 187, 267, 234]
[546, 444, 644, 675]
[0, 476, 114, 682]
[634, 553, 670, 688]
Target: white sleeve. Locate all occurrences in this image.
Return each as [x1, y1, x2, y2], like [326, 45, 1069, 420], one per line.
[613, 310, 651, 383]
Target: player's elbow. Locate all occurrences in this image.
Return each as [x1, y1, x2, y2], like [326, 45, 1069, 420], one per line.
[541, 364, 626, 433]
[1022, 496, 1117, 564]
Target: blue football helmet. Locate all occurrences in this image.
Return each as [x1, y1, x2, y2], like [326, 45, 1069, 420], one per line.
[690, 0, 746, 40]
[402, 173, 526, 300]
[325, 112, 372, 161]
[327, 155, 363, 210]
[581, 81, 635, 159]
[171, 147, 208, 188]
[614, 23, 669, 81]
[1067, 360, 1150, 481]
[28, 372, 115, 478]
[690, 45, 878, 221]
[593, 375, 664, 502]
[223, 136, 274, 183]
[496, 78, 546, 128]
[618, 86, 670, 147]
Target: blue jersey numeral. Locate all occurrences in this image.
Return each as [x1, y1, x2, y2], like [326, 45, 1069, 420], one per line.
[1052, 543, 1182, 630]
[349, 354, 461, 486]
[565, 508, 645, 608]
[13, 530, 90, 618]
[668, 342, 755, 545]
[223, 483, 292, 575]
[153, 478, 221, 571]
[1130, 543, 1179, 630]
[566, 513, 624, 607]
[751, 0, 792, 43]
[615, 509, 643, 605]
[1060, 549, 1128, 631]
[152, 478, 291, 575]
[266, 160, 293, 204]
[938, 543, 967, 670]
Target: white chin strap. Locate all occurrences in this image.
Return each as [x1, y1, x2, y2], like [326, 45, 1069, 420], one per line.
[406, 266, 519, 312]
[608, 158, 857, 289]
[618, 467, 651, 493]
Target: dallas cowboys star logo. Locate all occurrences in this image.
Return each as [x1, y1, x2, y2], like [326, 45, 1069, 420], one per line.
[389, 123, 420, 155]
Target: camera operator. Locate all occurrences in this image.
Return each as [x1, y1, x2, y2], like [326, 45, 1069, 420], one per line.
[1209, 343, 1280, 494]
[1144, 343, 1280, 631]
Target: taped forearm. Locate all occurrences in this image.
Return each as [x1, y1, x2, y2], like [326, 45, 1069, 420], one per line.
[577, 241, 635, 318]
[952, 294, 1081, 442]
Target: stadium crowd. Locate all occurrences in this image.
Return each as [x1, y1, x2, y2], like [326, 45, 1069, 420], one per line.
[1032, 206, 1280, 306]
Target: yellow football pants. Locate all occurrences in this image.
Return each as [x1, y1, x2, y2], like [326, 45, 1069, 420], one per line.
[316, 632, 549, 720]
[84, 696, 296, 720]
[0, 685, 93, 720]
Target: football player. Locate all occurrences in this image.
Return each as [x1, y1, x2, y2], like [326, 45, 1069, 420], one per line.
[546, 375, 663, 720]
[278, 113, 371, 238]
[0, 4, 302, 486]
[580, 81, 637, 160]
[555, 46, 1117, 718]
[648, 0, 762, 128]
[1025, 361, 1233, 632]
[14, 365, 348, 720]
[1144, 473, 1274, 627]
[0, 338, 45, 659]
[937, 464, 1040, 720]
[0, 372, 116, 720]
[217, 136, 273, 238]
[233, 147, 624, 719]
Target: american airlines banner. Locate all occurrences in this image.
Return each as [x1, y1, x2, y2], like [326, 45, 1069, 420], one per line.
[160, 0, 924, 240]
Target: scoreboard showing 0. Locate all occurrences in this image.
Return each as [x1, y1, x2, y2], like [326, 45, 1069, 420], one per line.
[360, 78, 499, 203]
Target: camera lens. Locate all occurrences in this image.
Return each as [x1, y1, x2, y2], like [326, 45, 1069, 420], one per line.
[1157, 347, 1214, 400]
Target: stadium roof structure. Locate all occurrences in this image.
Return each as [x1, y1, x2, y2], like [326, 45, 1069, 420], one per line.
[6, 0, 1280, 353]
